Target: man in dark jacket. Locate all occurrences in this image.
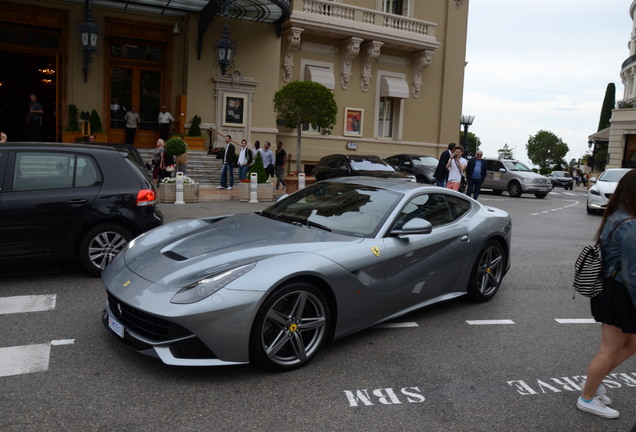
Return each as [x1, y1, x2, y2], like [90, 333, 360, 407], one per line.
[465, 150, 488, 199]
[218, 135, 237, 190]
[433, 143, 456, 187]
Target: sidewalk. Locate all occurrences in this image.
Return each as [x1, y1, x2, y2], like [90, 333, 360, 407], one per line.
[198, 184, 287, 201]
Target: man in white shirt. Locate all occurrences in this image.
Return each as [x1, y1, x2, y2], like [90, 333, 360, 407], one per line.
[445, 146, 467, 191]
[237, 139, 253, 180]
[158, 105, 175, 140]
[261, 141, 275, 178]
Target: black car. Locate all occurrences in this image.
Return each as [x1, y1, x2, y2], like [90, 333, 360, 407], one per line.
[0, 142, 163, 275]
[385, 154, 439, 184]
[548, 170, 574, 190]
[312, 154, 415, 182]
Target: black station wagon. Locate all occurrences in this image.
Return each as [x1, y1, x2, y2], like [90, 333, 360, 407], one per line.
[0, 142, 163, 275]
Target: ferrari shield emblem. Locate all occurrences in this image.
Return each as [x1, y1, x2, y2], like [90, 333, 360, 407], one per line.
[371, 246, 380, 257]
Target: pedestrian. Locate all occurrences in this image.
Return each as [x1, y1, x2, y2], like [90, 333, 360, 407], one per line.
[237, 139, 253, 181]
[217, 135, 237, 190]
[261, 141, 275, 178]
[445, 146, 466, 191]
[27, 93, 43, 141]
[275, 141, 287, 190]
[124, 106, 140, 144]
[576, 169, 636, 419]
[176, 148, 188, 175]
[151, 139, 166, 185]
[158, 105, 175, 140]
[465, 150, 487, 199]
[433, 143, 456, 187]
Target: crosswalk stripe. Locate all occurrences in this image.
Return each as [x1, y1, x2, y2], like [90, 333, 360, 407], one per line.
[0, 295, 56, 315]
[375, 322, 419, 328]
[466, 319, 515, 325]
[0, 344, 50, 377]
[555, 318, 597, 324]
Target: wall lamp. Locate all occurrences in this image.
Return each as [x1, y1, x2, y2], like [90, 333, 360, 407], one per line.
[80, 0, 99, 83]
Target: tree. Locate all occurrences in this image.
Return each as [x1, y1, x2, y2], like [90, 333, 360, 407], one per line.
[459, 131, 480, 157]
[597, 83, 615, 131]
[498, 143, 514, 160]
[273, 81, 338, 173]
[526, 130, 569, 169]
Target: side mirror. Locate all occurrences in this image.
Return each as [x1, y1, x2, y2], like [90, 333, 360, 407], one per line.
[498, 168, 506, 173]
[390, 218, 433, 237]
[589, 177, 597, 184]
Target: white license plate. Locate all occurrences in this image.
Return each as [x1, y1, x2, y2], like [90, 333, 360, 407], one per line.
[108, 314, 125, 338]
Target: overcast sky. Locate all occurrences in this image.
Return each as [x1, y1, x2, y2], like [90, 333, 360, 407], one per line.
[462, 0, 634, 166]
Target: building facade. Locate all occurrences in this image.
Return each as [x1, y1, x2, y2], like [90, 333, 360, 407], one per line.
[0, 0, 470, 174]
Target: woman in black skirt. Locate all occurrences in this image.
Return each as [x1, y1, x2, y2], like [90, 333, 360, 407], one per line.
[577, 169, 636, 419]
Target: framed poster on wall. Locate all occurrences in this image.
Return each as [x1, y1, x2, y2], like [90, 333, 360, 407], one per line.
[223, 93, 246, 127]
[344, 107, 363, 137]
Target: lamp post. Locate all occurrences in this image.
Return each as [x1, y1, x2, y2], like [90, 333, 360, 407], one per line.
[460, 114, 475, 156]
[80, 0, 99, 83]
[214, 0, 237, 76]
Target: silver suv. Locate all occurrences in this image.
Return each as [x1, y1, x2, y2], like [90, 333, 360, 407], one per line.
[482, 159, 553, 198]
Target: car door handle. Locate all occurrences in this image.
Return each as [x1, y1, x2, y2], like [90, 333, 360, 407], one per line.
[66, 199, 88, 207]
[460, 235, 469, 242]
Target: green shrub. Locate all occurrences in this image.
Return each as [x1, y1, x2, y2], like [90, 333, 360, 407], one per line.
[90, 109, 103, 133]
[248, 152, 268, 183]
[67, 104, 79, 132]
[165, 137, 187, 156]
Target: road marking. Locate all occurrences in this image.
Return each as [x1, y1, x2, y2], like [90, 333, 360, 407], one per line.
[0, 344, 50, 377]
[51, 339, 75, 346]
[375, 322, 419, 328]
[0, 295, 56, 315]
[466, 319, 515, 325]
[555, 318, 597, 324]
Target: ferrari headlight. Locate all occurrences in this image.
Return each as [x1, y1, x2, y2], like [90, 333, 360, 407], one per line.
[171, 262, 256, 304]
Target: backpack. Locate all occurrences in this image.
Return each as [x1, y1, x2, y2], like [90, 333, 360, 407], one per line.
[573, 218, 634, 298]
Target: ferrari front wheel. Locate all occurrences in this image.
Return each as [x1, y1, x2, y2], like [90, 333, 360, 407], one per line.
[250, 282, 330, 371]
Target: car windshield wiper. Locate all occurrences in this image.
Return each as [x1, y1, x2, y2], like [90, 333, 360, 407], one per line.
[275, 214, 332, 232]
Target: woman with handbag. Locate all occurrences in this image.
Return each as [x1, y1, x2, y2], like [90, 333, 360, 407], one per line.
[577, 169, 636, 419]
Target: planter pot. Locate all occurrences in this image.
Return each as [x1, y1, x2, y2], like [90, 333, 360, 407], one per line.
[284, 176, 316, 194]
[239, 182, 274, 202]
[184, 136, 206, 151]
[159, 183, 199, 203]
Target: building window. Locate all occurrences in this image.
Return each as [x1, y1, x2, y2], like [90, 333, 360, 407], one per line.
[384, 0, 405, 15]
[378, 97, 394, 138]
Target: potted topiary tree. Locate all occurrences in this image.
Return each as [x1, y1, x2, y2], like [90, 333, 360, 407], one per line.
[89, 109, 108, 142]
[184, 114, 206, 150]
[161, 137, 199, 202]
[239, 152, 273, 201]
[62, 104, 83, 143]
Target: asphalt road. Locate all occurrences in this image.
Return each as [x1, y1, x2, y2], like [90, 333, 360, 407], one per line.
[1, 187, 635, 431]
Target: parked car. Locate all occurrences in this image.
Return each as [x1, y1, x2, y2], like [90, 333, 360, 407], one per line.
[0, 142, 163, 275]
[102, 177, 511, 370]
[312, 154, 416, 182]
[481, 159, 553, 198]
[548, 170, 574, 190]
[587, 168, 633, 214]
[385, 154, 438, 184]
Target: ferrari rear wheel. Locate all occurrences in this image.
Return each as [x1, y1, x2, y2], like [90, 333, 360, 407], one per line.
[250, 282, 330, 371]
[467, 240, 505, 302]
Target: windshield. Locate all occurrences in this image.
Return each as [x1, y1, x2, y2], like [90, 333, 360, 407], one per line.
[411, 156, 438, 167]
[350, 156, 396, 172]
[262, 182, 402, 237]
[503, 160, 532, 172]
[599, 169, 631, 183]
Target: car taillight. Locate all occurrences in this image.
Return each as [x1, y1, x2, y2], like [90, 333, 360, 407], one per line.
[136, 189, 157, 206]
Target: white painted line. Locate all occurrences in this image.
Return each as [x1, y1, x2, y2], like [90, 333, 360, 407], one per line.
[0, 295, 56, 315]
[466, 319, 515, 325]
[51, 339, 75, 346]
[555, 318, 598, 324]
[375, 322, 419, 328]
[0, 344, 50, 377]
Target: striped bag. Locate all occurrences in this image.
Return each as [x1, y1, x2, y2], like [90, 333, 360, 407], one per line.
[573, 218, 634, 298]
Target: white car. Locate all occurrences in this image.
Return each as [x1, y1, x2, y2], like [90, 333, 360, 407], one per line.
[586, 168, 632, 214]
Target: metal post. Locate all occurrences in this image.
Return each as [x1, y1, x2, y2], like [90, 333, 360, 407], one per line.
[248, 172, 258, 203]
[175, 172, 185, 204]
[298, 172, 306, 189]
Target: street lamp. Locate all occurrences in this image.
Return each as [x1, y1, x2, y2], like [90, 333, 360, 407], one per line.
[80, 0, 99, 84]
[214, 0, 237, 76]
[460, 114, 475, 155]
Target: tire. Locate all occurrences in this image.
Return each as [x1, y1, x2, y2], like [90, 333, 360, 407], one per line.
[507, 181, 522, 197]
[78, 224, 132, 276]
[250, 282, 330, 371]
[466, 240, 506, 302]
[491, 189, 503, 196]
[534, 193, 547, 199]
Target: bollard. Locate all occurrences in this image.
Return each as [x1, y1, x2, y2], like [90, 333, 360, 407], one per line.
[175, 172, 185, 204]
[248, 172, 259, 203]
[298, 172, 306, 189]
